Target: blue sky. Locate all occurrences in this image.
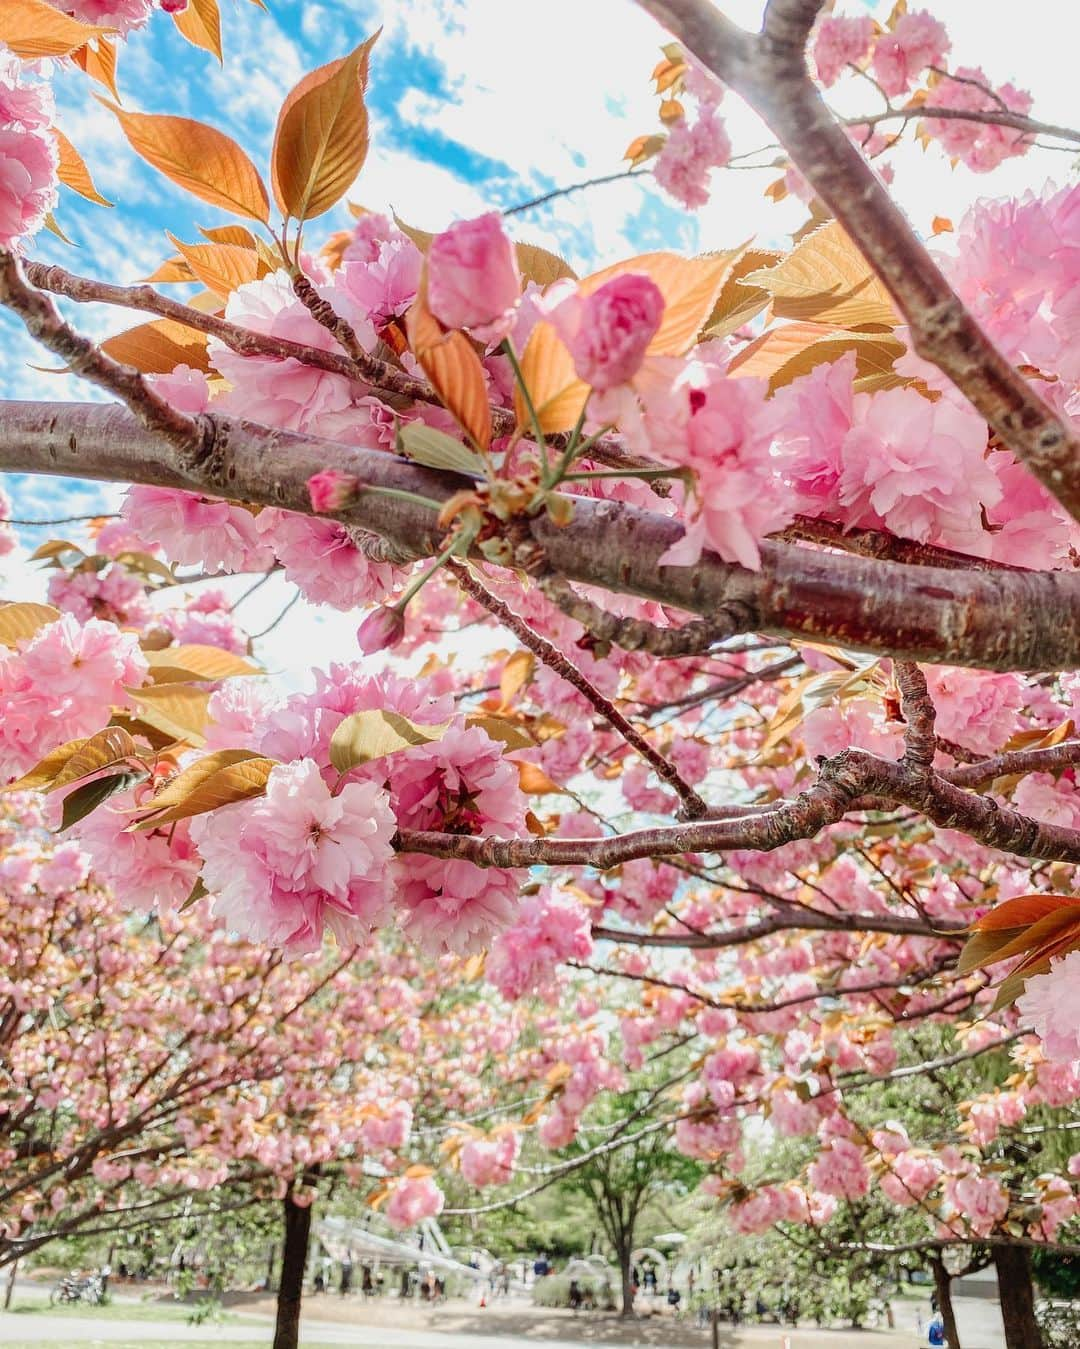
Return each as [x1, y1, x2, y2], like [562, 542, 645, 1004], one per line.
[2, 0, 1078, 660]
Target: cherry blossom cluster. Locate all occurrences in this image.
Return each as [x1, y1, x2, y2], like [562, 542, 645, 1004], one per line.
[0, 48, 57, 252]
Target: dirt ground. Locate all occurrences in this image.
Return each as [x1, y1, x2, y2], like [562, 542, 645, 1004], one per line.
[210, 1288, 912, 1346]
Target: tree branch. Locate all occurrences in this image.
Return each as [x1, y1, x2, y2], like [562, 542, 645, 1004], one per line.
[634, 0, 1080, 523]
[448, 560, 709, 819]
[5, 401, 1080, 672]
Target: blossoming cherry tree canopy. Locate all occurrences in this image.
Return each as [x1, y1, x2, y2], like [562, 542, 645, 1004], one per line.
[6, 0, 1080, 1302]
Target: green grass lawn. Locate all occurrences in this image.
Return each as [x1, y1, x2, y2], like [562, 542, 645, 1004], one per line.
[8, 1294, 241, 1322]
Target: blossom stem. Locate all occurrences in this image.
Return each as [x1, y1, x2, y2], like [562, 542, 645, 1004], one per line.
[500, 338, 550, 481]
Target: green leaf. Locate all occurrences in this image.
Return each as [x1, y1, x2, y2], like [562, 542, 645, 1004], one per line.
[398, 423, 486, 476]
[59, 772, 141, 832]
[329, 710, 451, 775]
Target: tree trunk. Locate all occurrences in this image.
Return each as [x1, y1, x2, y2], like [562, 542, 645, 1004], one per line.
[3, 1259, 17, 1311]
[617, 1240, 634, 1318]
[931, 1257, 962, 1349]
[993, 1245, 1042, 1349]
[273, 1191, 314, 1349]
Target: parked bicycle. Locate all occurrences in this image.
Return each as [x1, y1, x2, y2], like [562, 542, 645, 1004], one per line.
[50, 1268, 108, 1306]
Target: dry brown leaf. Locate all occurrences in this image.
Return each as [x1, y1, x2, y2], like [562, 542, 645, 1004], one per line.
[53, 129, 112, 207]
[0, 602, 61, 649]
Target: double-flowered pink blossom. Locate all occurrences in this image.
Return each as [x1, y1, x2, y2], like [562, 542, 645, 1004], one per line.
[384, 1175, 445, 1230]
[255, 510, 406, 610]
[924, 66, 1033, 172]
[427, 212, 521, 345]
[943, 1171, 1009, 1237]
[1018, 951, 1080, 1064]
[0, 50, 57, 250]
[653, 103, 732, 210]
[870, 9, 949, 96]
[654, 366, 793, 570]
[487, 887, 593, 1000]
[0, 615, 148, 779]
[60, 0, 155, 34]
[812, 15, 876, 86]
[191, 758, 397, 957]
[459, 1132, 519, 1187]
[123, 486, 274, 575]
[385, 724, 527, 954]
[807, 1137, 871, 1198]
[545, 273, 665, 392]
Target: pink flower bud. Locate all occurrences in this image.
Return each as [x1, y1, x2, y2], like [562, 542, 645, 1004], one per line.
[357, 606, 405, 654]
[160, 0, 189, 11]
[427, 212, 521, 344]
[307, 469, 360, 513]
[547, 273, 665, 391]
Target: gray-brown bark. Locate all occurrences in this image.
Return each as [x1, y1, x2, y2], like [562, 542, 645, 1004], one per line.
[931, 1257, 962, 1349]
[4, 400, 1080, 673]
[992, 1244, 1043, 1349]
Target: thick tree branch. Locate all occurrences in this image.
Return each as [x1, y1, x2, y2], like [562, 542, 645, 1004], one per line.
[634, 0, 1080, 522]
[5, 402, 1080, 672]
[19, 260, 654, 478]
[396, 743, 1080, 868]
[0, 252, 202, 456]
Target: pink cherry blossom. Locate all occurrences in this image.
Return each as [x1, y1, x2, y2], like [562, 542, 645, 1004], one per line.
[48, 563, 153, 628]
[58, 0, 155, 34]
[256, 510, 405, 609]
[258, 664, 453, 770]
[211, 271, 369, 436]
[0, 126, 57, 250]
[335, 235, 422, 329]
[76, 794, 200, 912]
[943, 1171, 1009, 1237]
[807, 1137, 871, 1198]
[487, 887, 593, 1000]
[653, 103, 731, 210]
[0, 50, 54, 129]
[123, 486, 274, 574]
[191, 758, 397, 956]
[924, 67, 1033, 172]
[870, 10, 950, 97]
[838, 389, 1000, 553]
[924, 667, 1025, 756]
[394, 856, 521, 956]
[459, 1132, 519, 1187]
[654, 366, 793, 570]
[812, 15, 875, 86]
[1017, 951, 1080, 1064]
[0, 615, 148, 778]
[427, 212, 521, 344]
[546, 273, 665, 392]
[880, 1151, 941, 1207]
[384, 1175, 445, 1230]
